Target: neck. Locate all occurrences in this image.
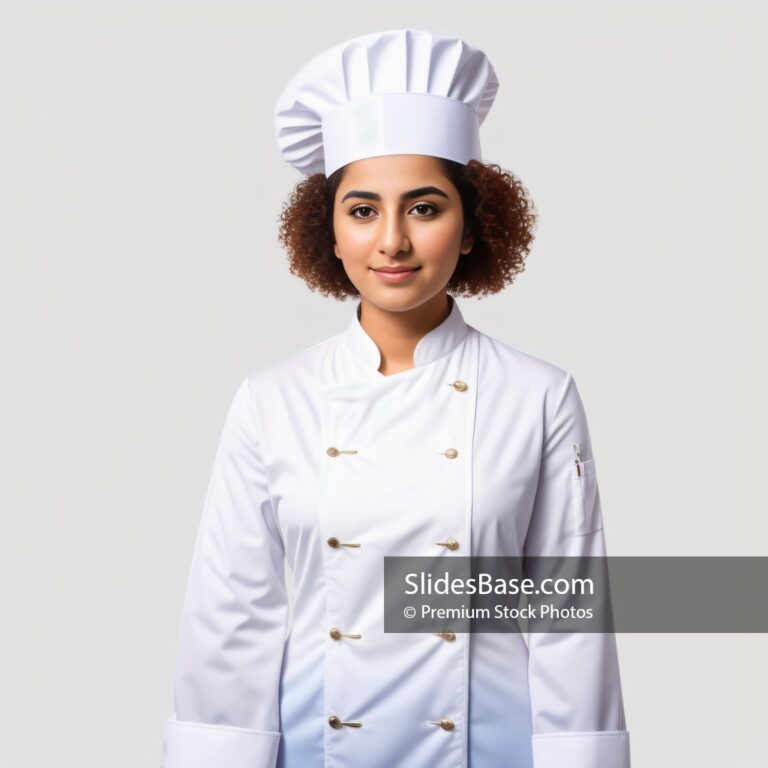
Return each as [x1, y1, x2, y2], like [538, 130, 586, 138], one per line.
[358, 293, 453, 376]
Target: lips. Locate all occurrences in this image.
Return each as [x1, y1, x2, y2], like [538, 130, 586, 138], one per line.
[370, 266, 421, 283]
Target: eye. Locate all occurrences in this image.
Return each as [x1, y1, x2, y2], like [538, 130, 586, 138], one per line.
[349, 205, 375, 219]
[348, 202, 439, 219]
[411, 203, 438, 217]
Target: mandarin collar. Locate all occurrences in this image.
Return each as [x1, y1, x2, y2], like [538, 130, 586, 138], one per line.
[339, 294, 468, 377]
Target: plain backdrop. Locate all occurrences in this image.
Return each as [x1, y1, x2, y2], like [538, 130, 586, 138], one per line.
[1, 1, 767, 766]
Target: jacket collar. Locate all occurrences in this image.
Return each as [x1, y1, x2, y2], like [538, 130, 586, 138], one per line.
[338, 294, 468, 378]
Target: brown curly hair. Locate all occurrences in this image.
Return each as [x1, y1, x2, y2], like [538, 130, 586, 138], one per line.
[276, 158, 538, 300]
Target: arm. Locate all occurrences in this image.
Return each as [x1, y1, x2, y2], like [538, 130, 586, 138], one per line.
[163, 377, 288, 768]
[523, 372, 630, 768]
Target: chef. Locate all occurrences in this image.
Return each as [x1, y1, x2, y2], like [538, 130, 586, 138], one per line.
[162, 28, 631, 768]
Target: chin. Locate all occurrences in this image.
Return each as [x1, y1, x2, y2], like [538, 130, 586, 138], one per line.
[364, 290, 442, 314]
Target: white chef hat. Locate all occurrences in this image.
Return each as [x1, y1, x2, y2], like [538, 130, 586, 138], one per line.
[274, 28, 499, 177]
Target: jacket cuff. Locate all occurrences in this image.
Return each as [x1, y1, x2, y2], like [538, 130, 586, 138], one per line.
[532, 730, 630, 768]
[163, 715, 280, 768]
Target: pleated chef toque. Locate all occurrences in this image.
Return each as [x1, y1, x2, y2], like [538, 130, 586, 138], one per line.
[273, 28, 499, 177]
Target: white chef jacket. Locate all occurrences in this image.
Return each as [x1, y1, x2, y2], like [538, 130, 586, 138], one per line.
[162, 295, 630, 768]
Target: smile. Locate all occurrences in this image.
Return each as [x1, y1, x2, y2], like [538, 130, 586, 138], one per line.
[370, 267, 422, 283]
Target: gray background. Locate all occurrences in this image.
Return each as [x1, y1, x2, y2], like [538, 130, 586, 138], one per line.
[2, 1, 767, 766]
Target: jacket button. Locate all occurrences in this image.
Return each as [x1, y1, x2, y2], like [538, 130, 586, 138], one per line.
[440, 448, 459, 459]
[428, 718, 455, 730]
[330, 627, 361, 640]
[432, 631, 456, 641]
[435, 538, 460, 551]
[327, 447, 358, 457]
[327, 537, 361, 549]
[449, 380, 468, 392]
[328, 715, 362, 728]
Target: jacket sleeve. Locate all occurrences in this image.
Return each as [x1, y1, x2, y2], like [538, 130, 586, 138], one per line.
[162, 377, 289, 768]
[523, 372, 631, 768]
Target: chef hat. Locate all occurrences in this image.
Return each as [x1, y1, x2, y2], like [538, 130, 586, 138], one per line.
[274, 28, 499, 177]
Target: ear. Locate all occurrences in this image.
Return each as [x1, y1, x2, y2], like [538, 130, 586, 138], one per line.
[460, 230, 474, 255]
[334, 242, 341, 259]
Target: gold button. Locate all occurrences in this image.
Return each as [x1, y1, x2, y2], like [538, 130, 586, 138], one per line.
[428, 718, 455, 731]
[330, 628, 343, 640]
[432, 631, 456, 641]
[441, 448, 459, 459]
[449, 380, 468, 392]
[327, 447, 358, 457]
[328, 715, 362, 728]
[435, 538, 460, 551]
[327, 537, 361, 549]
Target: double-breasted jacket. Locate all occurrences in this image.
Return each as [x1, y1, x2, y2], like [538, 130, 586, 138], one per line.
[163, 295, 630, 767]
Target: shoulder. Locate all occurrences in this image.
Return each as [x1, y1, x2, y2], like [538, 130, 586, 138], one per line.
[217, 333, 336, 441]
[239, 332, 338, 404]
[473, 325, 571, 392]
[471, 325, 589, 433]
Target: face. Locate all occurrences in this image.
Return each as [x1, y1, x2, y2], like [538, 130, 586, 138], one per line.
[332, 154, 473, 314]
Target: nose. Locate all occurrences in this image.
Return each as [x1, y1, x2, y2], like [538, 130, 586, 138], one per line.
[376, 211, 411, 256]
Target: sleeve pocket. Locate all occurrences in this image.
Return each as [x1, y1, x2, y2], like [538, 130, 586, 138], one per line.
[570, 458, 603, 535]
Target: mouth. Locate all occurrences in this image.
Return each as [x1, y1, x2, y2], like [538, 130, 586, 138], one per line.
[370, 266, 422, 283]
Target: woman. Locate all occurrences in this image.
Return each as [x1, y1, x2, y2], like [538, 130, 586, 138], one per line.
[162, 28, 630, 768]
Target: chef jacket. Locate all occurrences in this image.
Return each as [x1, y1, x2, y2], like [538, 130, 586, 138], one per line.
[162, 294, 630, 768]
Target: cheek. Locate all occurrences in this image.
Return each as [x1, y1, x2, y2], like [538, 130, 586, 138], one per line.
[415, 220, 464, 257]
[334, 219, 371, 252]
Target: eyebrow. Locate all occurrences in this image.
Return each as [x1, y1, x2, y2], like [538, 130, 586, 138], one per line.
[340, 186, 450, 204]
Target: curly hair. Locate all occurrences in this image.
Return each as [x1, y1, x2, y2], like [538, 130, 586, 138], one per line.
[276, 158, 538, 300]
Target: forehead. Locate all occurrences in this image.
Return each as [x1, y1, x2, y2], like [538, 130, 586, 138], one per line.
[339, 154, 449, 187]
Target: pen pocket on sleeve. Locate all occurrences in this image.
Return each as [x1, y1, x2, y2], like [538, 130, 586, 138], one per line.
[570, 457, 602, 535]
